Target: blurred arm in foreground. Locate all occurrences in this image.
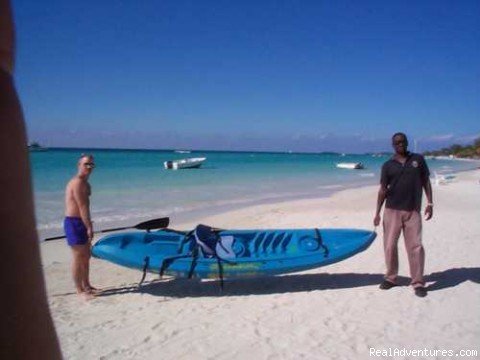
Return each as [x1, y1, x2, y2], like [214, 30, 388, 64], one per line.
[0, 0, 62, 358]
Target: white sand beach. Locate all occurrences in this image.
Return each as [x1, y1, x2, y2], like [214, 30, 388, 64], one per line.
[40, 169, 480, 359]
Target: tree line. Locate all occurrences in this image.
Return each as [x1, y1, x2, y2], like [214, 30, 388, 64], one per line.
[423, 137, 480, 159]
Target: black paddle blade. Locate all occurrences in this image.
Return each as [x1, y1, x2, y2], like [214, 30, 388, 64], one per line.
[44, 235, 68, 241]
[134, 217, 169, 230]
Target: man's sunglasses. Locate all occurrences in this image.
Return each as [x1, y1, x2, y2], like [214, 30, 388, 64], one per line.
[83, 162, 96, 168]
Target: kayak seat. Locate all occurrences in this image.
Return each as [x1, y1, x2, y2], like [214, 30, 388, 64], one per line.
[194, 224, 218, 258]
[193, 224, 239, 261]
[215, 236, 236, 260]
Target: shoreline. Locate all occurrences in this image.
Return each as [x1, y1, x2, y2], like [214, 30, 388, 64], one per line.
[37, 164, 480, 239]
[36, 175, 378, 240]
[164, 165, 480, 230]
[33, 150, 480, 240]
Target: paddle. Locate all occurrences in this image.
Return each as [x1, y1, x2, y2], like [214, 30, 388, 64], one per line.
[44, 217, 170, 241]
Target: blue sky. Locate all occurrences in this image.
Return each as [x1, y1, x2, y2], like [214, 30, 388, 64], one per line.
[13, 0, 480, 153]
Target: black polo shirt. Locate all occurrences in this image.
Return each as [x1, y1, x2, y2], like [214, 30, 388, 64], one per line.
[380, 152, 430, 212]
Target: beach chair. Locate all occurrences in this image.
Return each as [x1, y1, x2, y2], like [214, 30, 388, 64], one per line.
[433, 171, 456, 185]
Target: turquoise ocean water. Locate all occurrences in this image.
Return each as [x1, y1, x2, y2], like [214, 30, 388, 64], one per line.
[30, 149, 478, 239]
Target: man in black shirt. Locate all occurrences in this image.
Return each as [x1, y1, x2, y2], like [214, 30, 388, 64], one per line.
[374, 133, 433, 297]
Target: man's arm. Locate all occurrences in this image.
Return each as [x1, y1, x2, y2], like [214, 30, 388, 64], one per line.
[373, 185, 387, 226]
[0, 2, 62, 357]
[421, 156, 433, 221]
[0, 0, 14, 74]
[374, 164, 388, 227]
[423, 178, 433, 220]
[73, 180, 93, 240]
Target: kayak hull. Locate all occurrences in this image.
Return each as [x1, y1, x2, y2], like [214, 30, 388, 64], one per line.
[92, 228, 376, 279]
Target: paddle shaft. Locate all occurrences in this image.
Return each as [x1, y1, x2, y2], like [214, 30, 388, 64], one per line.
[44, 228, 127, 241]
[43, 217, 169, 241]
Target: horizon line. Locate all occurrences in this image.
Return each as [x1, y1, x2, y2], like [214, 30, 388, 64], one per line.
[32, 146, 394, 156]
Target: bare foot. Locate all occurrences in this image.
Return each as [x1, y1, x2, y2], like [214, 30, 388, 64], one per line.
[85, 286, 102, 294]
[77, 291, 96, 301]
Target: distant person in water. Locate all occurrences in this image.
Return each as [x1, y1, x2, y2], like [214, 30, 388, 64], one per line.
[373, 132, 433, 298]
[64, 154, 99, 299]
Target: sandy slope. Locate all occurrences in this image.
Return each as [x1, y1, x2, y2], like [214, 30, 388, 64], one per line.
[41, 170, 480, 359]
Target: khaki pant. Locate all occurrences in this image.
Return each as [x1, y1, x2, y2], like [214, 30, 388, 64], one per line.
[383, 208, 425, 288]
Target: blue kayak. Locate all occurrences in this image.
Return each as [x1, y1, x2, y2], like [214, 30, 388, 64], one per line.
[92, 226, 376, 280]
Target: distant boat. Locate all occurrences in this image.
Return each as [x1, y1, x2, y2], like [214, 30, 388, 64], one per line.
[28, 142, 48, 152]
[174, 150, 191, 154]
[164, 157, 206, 170]
[336, 162, 365, 170]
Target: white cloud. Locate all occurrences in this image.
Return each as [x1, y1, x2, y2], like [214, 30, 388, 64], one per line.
[422, 134, 455, 142]
[455, 133, 480, 143]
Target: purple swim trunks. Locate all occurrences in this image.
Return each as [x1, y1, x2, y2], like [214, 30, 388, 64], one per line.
[64, 217, 88, 246]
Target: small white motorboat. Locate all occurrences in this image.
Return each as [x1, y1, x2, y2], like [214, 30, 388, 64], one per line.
[336, 162, 365, 170]
[164, 157, 206, 170]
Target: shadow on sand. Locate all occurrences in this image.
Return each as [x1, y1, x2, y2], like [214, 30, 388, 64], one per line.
[98, 272, 385, 298]
[425, 267, 480, 291]
[96, 267, 479, 299]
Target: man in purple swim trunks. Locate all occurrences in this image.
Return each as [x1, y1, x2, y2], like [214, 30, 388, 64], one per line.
[64, 154, 98, 299]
